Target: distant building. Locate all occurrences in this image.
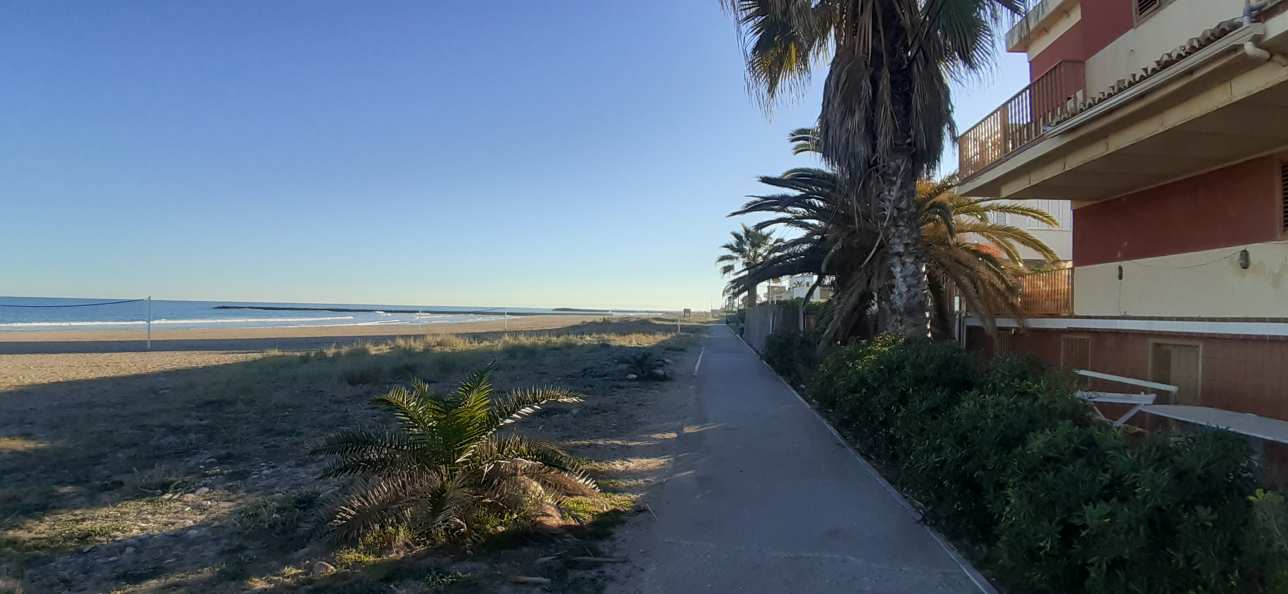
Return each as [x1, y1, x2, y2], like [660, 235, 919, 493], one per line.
[788, 274, 833, 302]
[986, 199, 1073, 264]
[765, 283, 790, 303]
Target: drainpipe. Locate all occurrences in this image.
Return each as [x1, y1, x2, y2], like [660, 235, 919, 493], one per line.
[1244, 0, 1288, 64]
[1243, 37, 1288, 65]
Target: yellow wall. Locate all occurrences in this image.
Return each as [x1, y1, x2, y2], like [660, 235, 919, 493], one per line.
[1074, 240, 1288, 317]
[1085, 0, 1246, 93]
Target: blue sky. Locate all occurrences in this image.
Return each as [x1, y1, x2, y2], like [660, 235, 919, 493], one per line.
[0, 1, 1029, 310]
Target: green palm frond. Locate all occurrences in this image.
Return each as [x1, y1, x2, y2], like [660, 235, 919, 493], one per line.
[372, 380, 446, 438]
[724, 128, 1063, 342]
[314, 430, 417, 478]
[318, 368, 597, 547]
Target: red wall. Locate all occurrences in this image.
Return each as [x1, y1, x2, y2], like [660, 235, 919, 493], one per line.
[1031, 22, 1086, 79]
[1078, 0, 1134, 62]
[967, 325, 1288, 420]
[967, 325, 1288, 487]
[1072, 157, 1282, 266]
[1028, 0, 1134, 81]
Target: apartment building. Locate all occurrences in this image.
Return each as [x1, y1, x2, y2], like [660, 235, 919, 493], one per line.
[959, 0, 1288, 479]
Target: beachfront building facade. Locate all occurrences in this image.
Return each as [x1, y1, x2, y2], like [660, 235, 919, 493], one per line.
[958, 0, 1288, 481]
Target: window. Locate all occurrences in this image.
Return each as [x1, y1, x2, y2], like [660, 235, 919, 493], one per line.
[1280, 161, 1287, 233]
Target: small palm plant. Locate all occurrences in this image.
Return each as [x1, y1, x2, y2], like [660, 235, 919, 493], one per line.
[314, 367, 597, 547]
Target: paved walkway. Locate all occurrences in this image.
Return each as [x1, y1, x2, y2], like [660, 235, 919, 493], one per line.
[612, 325, 990, 594]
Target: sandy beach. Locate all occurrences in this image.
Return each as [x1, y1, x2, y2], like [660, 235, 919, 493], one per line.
[0, 316, 703, 592]
[0, 314, 608, 354]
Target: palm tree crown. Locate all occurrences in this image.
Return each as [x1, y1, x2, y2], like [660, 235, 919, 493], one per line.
[725, 128, 1058, 344]
[717, 223, 783, 307]
[721, 0, 1022, 336]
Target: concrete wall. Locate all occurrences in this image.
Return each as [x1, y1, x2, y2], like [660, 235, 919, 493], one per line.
[1027, 2, 1084, 77]
[968, 324, 1288, 419]
[1072, 156, 1283, 266]
[1084, 0, 1246, 92]
[1069, 155, 1288, 318]
[1073, 240, 1288, 317]
[1024, 0, 1133, 82]
[1021, 0, 1248, 94]
[968, 323, 1288, 486]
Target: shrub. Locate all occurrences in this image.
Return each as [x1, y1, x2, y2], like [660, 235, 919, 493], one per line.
[998, 426, 1256, 594]
[762, 333, 820, 387]
[808, 335, 977, 465]
[798, 336, 1285, 594]
[624, 350, 669, 380]
[807, 343, 867, 411]
[234, 491, 320, 541]
[1246, 489, 1288, 590]
[314, 368, 596, 548]
[339, 364, 383, 386]
[899, 356, 1089, 543]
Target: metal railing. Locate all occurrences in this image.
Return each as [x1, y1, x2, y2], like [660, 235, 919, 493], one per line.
[1017, 267, 1073, 316]
[957, 61, 1086, 179]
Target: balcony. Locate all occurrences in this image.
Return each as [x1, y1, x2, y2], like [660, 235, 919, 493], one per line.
[957, 61, 1085, 180]
[1004, 0, 1079, 52]
[1017, 267, 1072, 317]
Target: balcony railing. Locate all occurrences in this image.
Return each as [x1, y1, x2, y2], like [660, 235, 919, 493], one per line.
[957, 61, 1085, 179]
[1017, 267, 1072, 317]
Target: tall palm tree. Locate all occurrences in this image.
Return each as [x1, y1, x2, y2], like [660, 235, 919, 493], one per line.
[721, 0, 1022, 337]
[717, 224, 783, 308]
[726, 129, 1057, 344]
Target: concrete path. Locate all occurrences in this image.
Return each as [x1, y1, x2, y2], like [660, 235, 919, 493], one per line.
[611, 325, 990, 594]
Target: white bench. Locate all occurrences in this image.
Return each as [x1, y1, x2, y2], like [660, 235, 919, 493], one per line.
[1073, 369, 1178, 427]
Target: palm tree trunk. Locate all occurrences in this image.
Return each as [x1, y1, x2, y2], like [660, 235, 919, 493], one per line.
[927, 273, 954, 340]
[745, 283, 758, 309]
[879, 152, 930, 338]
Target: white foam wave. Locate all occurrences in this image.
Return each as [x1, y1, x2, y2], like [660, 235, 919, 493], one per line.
[0, 315, 356, 328]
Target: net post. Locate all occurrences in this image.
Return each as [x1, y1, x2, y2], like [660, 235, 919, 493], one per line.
[146, 296, 152, 351]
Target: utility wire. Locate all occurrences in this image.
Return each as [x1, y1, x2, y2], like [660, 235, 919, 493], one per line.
[0, 299, 144, 308]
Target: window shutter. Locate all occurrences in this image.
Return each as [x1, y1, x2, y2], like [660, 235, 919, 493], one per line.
[1136, 0, 1161, 18]
[1281, 162, 1288, 233]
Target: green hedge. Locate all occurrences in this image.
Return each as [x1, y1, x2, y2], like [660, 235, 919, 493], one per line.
[762, 332, 820, 387]
[803, 335, 1288, 593]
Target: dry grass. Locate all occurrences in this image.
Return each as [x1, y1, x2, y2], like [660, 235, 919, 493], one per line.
[0, 318, 704, 593]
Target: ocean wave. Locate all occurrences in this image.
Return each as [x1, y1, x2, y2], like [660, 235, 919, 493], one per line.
[0, 316, 356, 328]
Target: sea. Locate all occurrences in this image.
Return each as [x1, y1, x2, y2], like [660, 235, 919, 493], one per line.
[0, 297, 630, 333]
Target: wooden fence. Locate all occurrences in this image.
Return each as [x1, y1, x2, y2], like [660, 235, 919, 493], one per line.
[1017, 267, 1073, 316]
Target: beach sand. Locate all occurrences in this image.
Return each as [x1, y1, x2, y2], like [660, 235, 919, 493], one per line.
[0, 314, 608, 354]
[0, 316, 702, 592]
